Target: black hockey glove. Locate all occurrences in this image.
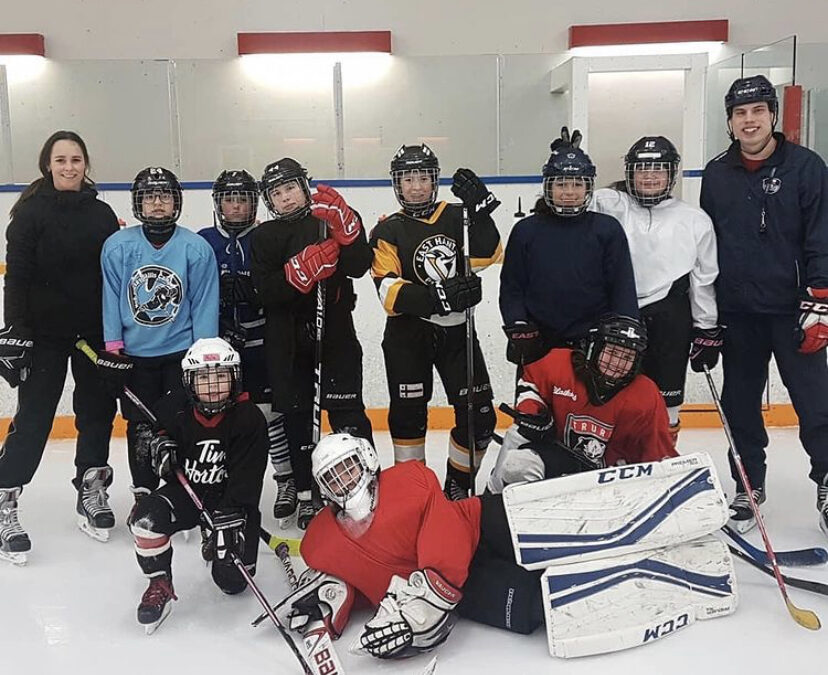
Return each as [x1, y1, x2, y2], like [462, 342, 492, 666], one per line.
[549, 126, 582, 152]
[0, 324, 33, 388]
[499, 402, 554, 444]
[503, 322, 546, 365]
[149, 434, 178, 480]
[94, 350, 133, 397]
[689, 326, 725, 373]
[429, 275, 482, 315]
[219, 316, 248, 352]
[220, 273, 258, 308]
[209, 507, 246, 562]
[451, 168, 500, 217]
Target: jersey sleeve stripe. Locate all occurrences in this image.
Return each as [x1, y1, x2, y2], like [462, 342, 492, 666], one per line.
[371, 238, 402, 279]
[379, 276, 406, 315]
[470, 241, 504, 271]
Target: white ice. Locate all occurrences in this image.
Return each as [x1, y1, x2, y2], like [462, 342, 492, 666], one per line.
[2, 429, 827, 675]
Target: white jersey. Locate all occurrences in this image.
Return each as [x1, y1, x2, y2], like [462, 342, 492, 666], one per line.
[591, 189, 718, 329]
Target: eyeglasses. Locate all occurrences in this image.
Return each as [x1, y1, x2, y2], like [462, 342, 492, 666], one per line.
[141, 191, 174, 205]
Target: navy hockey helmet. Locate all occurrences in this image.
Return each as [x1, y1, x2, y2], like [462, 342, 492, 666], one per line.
[131, 167, 182, 234]
[624, 136, 681, 207]
[725, 75, 778, 117]
[542, 147, 596, 217]
[581, 314, 648, 405]
[390, 144, 440, 218]
[260, 158, 312, 222]
[212, 170, 259, 232]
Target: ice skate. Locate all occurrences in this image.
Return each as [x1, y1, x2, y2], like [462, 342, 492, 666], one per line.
[297, 490, 323, 531]
[0, 487, 30, 566]
[137, 574, 177, 635]
[76, 466, 115, 543]
[273, 474, 297, 528]
[727, 487, 765, 534]
[817, 478, 828, 538]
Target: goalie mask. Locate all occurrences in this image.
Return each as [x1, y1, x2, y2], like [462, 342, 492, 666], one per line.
[390, 144, 440, 218]
[624, 136, 680, 207]
[542, 147, 596, 217]
[260, 158, 312, 222]
[181, 337, 242, 417]
[580, 315, 648, 405]
[312, 433, 380, 532]
[131, 167, 183, 235]
[212, 169, 259, 232]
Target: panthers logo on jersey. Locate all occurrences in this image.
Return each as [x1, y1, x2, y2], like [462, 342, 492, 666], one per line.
[413, 234, 458, 284]
[564, 413, 614, 467]
[128, 265, 183, 326]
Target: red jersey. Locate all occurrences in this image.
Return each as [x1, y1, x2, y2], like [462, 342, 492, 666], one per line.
[517, 348, 676, 466]
[301, 460, 481, 606]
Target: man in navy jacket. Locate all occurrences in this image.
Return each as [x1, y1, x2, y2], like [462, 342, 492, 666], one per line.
[701, 75, 828, 537]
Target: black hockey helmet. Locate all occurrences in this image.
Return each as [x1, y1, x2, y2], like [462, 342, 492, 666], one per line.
[260, 158, 312, 222]
[212, 169, 259, 232]
[542, 147, 596, 217]
[389, 144, 440, 217]
[581, 314, 648, 405]
[624, 136, 681, 207]
[725, 75, 778, 117]
[131, 167, 182, 234]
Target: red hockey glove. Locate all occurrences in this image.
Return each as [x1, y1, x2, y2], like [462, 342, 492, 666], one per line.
[284, 239, 340, 294]
[798, 287, 828, 354]
[311, 184, 361, 246]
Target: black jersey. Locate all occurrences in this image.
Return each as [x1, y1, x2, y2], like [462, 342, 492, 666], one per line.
[369, 201, 502, 326]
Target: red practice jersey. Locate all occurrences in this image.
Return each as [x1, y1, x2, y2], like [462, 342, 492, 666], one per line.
[518, 348, 677, 466]
[301, 460, 482, 606]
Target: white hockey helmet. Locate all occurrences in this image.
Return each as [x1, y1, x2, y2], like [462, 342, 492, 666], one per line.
[312, 433, 380, 524]
[181, 337, 242, 416]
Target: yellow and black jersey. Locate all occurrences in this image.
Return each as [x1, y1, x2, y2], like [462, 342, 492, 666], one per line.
[370, 201, 502, 326]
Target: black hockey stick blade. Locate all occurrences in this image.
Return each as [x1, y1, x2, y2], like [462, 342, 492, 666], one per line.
[729, 545, 828, 597]
[723, 524, 828, 567]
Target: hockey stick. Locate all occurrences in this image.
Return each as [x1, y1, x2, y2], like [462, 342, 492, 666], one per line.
[704, 365, 820, 630]
[313, 220, 327, 449]
[729, 544, 828, 598]
[723, 524, 828, 568]
[259, 528, 302, 557]
[462, 206, 477, 497]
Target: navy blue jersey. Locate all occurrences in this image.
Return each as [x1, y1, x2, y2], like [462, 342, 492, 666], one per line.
[499, 209, 639, 343]
[701, 133, 828, 314]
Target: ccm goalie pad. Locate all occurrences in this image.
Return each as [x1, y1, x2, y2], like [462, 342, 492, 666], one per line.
[541, 535, 737, 658]
[504, 453, 728, 569]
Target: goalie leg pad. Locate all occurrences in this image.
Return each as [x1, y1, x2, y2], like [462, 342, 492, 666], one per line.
[504, 453, 729, 569]
[541, 535, 737, 658]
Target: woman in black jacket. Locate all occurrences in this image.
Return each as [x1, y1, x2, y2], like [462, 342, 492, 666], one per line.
[0, 131, 120, 565]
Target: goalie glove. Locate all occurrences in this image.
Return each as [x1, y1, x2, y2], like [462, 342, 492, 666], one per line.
[274, 568, 355, 639]
[798, 287, 828, 354]
[355, 569, 462, 660]
[487, 424, 545, 494]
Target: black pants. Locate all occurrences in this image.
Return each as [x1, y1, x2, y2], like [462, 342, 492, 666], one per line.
[458, 493, 543, 634]
[128, 481, 259, 595]
[0, 337, 116, 489]
[640, 277, 693, 409]
[721, 312, 828, 489]
[121, 352, 186, 491]
[382, 316, 496, 472]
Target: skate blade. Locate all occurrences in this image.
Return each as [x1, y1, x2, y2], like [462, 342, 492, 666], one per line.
[0, 550, 28, 566]
[142, 603, 172, 636]
[77, 514, 111, 543]
[728, 516, 757, 535]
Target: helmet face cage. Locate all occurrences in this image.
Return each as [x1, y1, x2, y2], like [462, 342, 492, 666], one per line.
[312, 434, 379, 520]
[184, 364, 241, 417]
[583, 316, 648, 402]
[390, 144, 440, 217]
[212, 170, 259, 231]
[542, 176, 595, 216]
[318, 453, 371, 509]
[131, 168, 183, 232]
[625, 161, 678, 206]
[260, 160, 312, 222]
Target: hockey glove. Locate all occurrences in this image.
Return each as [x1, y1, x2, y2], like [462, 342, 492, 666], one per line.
[487, 424, 545, 493]
[219, 316, 248, 352]
[311, 184, 361, 246]
[284, 239, 340, 294]
[274, 568, 355, 639]
[94, 349, 133, 397]
[219, 273, 257, 308]
[503, 321, 546, 365]
[356, 568, 462, 659]
[451, 168, 500, 217]
[689, 326, 725, 372]
[798, 287, 828, 354]
[149, 434, 178, 480]
[209, 507, 246, 562]
[0, 324, 33, 388]
[429, 275, 482, 315]
[498, 402, 554, 444]
[549, 125, 583, 152]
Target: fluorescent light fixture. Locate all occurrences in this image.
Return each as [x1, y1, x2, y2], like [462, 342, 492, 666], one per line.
[571, 41, 724, 57]
[240, 52, 392, 90]
[0, 55, 47, 84]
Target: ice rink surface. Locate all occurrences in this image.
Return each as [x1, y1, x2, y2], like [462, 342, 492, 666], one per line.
[3, 428, 827, 675]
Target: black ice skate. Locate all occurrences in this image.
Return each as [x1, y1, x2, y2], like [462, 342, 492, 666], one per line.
[138, 574, 177, 635]
[297, 491, 323, 531]
[443, 463, 470, 501]
[76, 466, 116, 542]
[817, 478, 828, 538]
[273, 474, 297, 528]
[728, 487, 765, 534]
[0, 487, 31, 566]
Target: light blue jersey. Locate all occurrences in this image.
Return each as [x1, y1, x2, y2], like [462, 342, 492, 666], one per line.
[101, 226, 219, 357]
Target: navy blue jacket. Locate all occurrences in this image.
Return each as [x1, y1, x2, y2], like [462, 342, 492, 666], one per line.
[700, 133, 828, 315]
[499, 207, 639, 343]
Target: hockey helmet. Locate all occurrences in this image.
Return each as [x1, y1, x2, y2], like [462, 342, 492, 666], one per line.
[624, 136, 681, 207]
[260, 158, 312, 222]
[725, 75, 778, 117]
[212, 169, 259, 232]
[390, 144, 441, 218]
[542, 147, 596, 217]
[581, 314, 648, 405]
[181, 337, 242, 417]
[312, 433, 380, 525]
[131, 167, 182, 234]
